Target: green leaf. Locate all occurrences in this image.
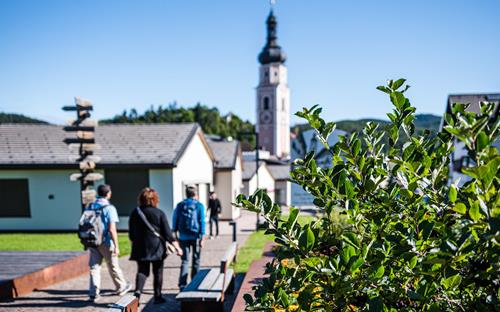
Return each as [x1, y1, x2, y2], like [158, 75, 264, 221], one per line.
[408, 255, 418, 269]
[441, 274, 462, 290]
[449, 184, 457, 203]
[392, 78, 406, 90]
[452, 202, 466, 215]
[469, 201, 482, 222]
[476, 131, 489, 151]
[287, 207, 299, 229]
[299, 225, 315, 252]
[342, 232, 360, 249]
[278, 288, 289, 306]
[376, 85, 391, 94]
[352, 139, 361, 156]
[341, 245, 356, 264]
[350, 256, 364, 272]
[370, 265, 385, 279]
[390, 92, 406, 109]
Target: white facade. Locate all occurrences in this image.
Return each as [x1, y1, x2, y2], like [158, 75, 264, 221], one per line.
[214, 154, 242, 220]
[0, 169, 83, 230]
[256, 63, 291, 159]
[172, 130, 214, 219]
[274, 180, 291, 207]
[0, 129, 215, 231]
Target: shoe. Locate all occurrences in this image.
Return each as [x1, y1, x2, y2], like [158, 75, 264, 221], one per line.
[116, 283, 132, 296]
[209, 236, 214, 240]
[154, 296, 166, 304]
[89, 295, 101, 303]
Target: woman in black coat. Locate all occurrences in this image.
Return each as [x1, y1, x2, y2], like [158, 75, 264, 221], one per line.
[129, 187, 182, 304]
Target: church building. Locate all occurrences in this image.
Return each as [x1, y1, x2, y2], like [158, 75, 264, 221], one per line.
[256, 10, 291, 160]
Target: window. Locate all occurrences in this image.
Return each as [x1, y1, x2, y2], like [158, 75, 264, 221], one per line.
[263, 97, 269, 110]
[282, 98, 286, 111]
[105, 168, 149, 216]
[0, 179, 30, 218]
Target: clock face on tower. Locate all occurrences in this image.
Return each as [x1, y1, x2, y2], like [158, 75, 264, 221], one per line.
[260, 111, 273, 124]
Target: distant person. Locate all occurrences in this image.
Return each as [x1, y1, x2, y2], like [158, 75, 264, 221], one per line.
[208, 192, 222, 238]
[129, 187, 182, 304]
[86, 184, 131, 302]
[172, 186, 206, 290]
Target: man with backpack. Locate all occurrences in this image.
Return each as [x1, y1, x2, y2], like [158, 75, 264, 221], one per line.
[172, 185, 206, 290]
[81, 184, 131, 302]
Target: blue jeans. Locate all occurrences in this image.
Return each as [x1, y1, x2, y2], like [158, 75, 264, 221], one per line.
[179, 240, 201, 289]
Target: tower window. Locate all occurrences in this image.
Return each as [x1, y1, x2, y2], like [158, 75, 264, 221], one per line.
[282, 98, 286, 111]
[263, 97, 269, 110]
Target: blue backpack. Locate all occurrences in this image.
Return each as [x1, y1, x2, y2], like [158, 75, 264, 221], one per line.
[177, 200, 200, 235]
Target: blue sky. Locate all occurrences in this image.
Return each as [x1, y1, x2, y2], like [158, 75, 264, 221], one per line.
[0, 0, 499, 125]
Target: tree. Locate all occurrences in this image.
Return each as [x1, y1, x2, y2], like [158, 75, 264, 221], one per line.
[237, 79, 499, 311]
[100, 102, 256, 147]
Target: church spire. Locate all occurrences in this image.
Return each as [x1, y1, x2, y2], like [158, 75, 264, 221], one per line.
[258, 10, 287, 65]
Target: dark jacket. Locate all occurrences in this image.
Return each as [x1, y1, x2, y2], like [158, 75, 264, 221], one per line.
[129, 206, 176, 261]
[208, 198, 222, 218]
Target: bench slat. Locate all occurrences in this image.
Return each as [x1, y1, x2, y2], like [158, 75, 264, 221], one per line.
[220, 242, 238, 273]
[182, 269, 212, 292]
[210, 268, 234, 292]
[197, 269, 221, 291]
[176, 290, 222, 302]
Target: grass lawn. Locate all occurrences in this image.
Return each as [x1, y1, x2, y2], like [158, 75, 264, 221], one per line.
[235, 230, 274, 273]
[234, 213, 315, 273]
[0, 233, 132, 255]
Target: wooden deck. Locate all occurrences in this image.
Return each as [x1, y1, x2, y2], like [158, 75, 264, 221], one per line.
[0, 251, 89, 300]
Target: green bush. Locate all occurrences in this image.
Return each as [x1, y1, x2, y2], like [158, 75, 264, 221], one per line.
[236, 79, 500, 311]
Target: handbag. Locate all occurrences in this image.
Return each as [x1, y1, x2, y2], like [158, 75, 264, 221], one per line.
[136, 207, 178, 256]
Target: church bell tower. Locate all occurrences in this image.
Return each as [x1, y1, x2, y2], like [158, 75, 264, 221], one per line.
[256, 10, 290, 159]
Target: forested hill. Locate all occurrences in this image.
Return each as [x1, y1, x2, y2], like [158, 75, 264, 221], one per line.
[100, 103, 256, 149]
[0, 113, 48, 124]
[293, 114, 442, 136]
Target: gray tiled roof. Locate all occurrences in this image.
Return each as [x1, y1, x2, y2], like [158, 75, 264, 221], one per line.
[242, 160, 266, 181]
[0, 123, 199, 168]
[207, 139, 239, 169]
[267, 164, 290, 181]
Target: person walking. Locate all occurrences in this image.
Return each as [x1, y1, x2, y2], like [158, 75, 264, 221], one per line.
[208, 192, 222, 239]
[129, 187, 182, 304]
[87, 184, 131, 302]
[172, 186, 206, 290]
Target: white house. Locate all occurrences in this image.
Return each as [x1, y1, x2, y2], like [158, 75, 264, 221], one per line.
[242, 160, 275, 202]
[267, 164, 291, 207]
[443, 94, 500, 185]
[207, 138, 243, 220]
[0, 123, 215, 230]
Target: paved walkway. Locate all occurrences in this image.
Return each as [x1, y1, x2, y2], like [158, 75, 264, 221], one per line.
[0, 209, 257, 312]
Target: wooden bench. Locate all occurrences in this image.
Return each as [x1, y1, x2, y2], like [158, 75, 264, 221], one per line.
[176, 242, 238, 312]
[105, 294, 139, 312]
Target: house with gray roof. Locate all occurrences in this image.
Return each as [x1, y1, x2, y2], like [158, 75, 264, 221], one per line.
[444, 93, 500, 185]
[207, 138, 243, 220]
[0, 123, 215, 230]
[267, 164, 291, 207]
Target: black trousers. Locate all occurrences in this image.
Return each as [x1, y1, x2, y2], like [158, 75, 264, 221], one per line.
[209, 216, 219, 236]
[135, 260, 164, 298]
